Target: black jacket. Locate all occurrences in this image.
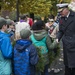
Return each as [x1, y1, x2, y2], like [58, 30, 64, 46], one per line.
[58, 10, 75, 68]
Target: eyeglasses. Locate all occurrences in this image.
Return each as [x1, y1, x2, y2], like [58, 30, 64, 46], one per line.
[49, 21, 54, 22]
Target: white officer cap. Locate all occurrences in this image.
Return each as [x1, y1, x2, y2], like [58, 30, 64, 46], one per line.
[56, 3, 69, 12]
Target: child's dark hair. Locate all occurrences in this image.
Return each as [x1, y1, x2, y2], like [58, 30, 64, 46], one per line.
[32, 20, 45, 30]
[48, 14, 55, 19]
[20, 15, 26, 20]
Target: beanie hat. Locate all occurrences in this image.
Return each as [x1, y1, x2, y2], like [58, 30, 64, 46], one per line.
[0, 17, 7, 29]
[20, 29, 31, 39]
[6, 19, 15, 25]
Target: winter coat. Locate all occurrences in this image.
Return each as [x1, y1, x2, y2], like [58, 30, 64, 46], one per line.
[57, 10, 75, 68]
[32, 30, 57, 50]
[50, 24, 59, 39]
[0, 31, 12, 75]
[15, 22, 30, 40]
[31, 30, 57, 64]
[13, 39, 38, 75]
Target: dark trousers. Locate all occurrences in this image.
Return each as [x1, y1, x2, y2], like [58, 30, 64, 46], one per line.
[65, 66, 75, 75]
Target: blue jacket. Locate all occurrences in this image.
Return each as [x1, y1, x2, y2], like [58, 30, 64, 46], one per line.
[0, 31, 12, 74]
[13, 39, 38, 75]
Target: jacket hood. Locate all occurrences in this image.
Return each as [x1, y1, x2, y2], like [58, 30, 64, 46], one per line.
[15, 39, 32, 52]
[32, 30, 47, 41]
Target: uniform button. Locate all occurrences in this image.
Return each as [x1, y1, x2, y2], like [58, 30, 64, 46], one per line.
[69, 37, 72, 39]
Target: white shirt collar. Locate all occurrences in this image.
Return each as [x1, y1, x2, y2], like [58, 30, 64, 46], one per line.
[67, 11, 70, 18]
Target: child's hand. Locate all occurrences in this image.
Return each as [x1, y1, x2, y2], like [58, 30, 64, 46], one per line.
[55, 39, 59, 43]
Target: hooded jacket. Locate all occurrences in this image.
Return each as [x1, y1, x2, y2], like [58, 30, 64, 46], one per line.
[31, 30, 57, 65]
[14, 39, 38, 75]
[0, 31, 12, 74]
[31, 30, 57, 50]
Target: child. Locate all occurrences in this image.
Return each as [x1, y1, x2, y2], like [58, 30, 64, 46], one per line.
[13, 29, 38, 75]
[6, 19, 15, 42]
[0, 17, 12, 75]
[31, 20, 58, 75]
[15, 15, 30, 40]
[45, 15, 55, 36]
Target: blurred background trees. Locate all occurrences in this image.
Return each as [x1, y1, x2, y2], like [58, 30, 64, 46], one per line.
[0, 0, 71, 20]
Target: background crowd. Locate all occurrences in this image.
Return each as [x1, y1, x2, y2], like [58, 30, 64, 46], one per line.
[0, 0, 75, 75]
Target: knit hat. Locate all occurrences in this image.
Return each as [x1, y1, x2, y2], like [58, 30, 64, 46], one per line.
[6, 19, 15, 25]
[0, 17, 7, 29]
[20, 29, 31, 39]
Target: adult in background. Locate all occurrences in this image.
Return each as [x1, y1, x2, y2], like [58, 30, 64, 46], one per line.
[26, 14, 33, 27]
[56, 3, 75, 75]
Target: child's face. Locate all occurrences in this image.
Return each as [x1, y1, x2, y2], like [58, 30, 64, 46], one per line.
[9, 25, 14, 29]
[49, 21, 54, 26]
[48, 19, 54, 25]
